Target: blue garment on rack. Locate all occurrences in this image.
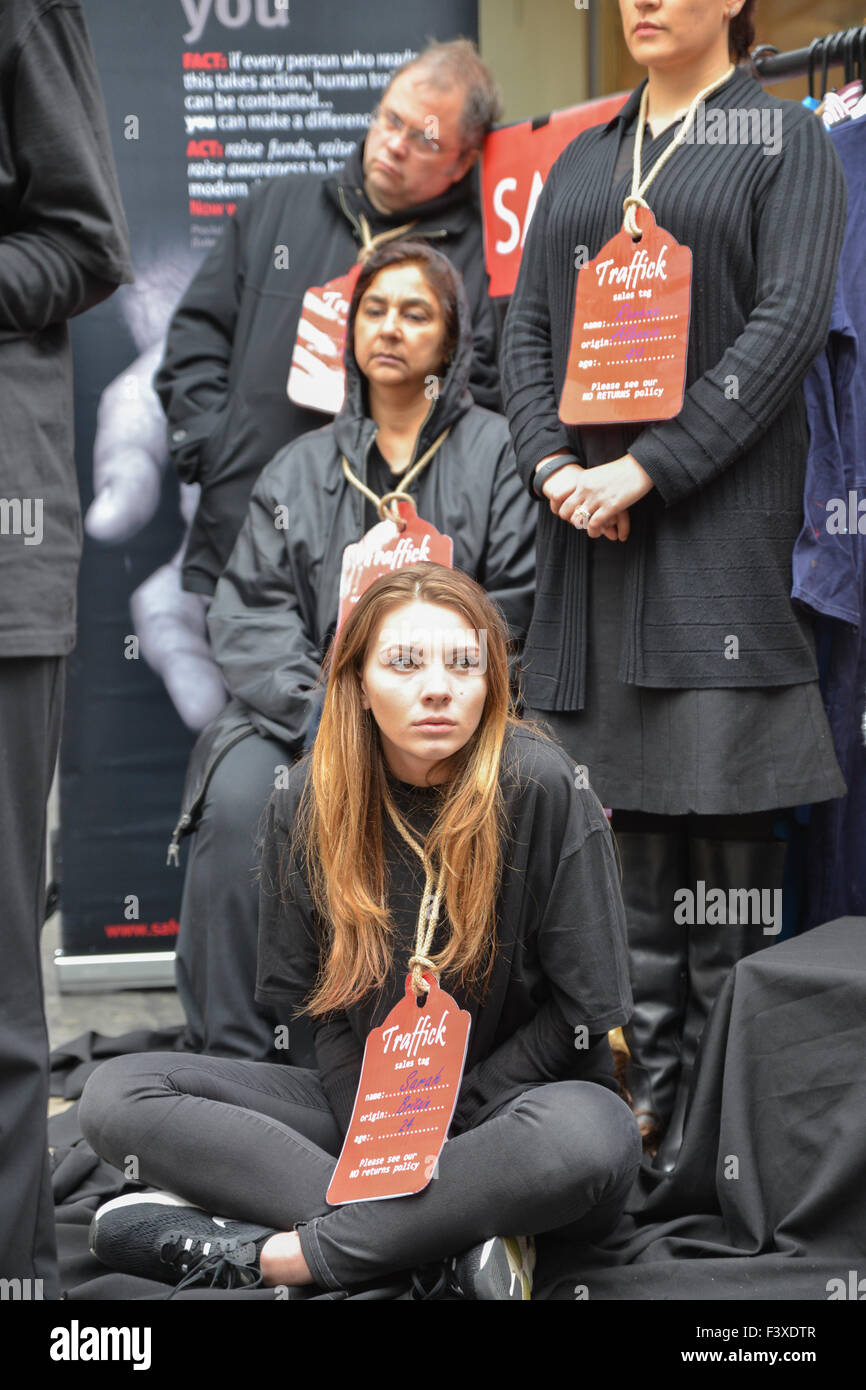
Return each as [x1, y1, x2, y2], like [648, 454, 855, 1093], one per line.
[793, 117, 866, 623]
[795, 113, 866, 927]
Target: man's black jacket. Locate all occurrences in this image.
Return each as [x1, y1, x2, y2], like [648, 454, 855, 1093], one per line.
[154, 141, 500, 595]
[0, 0, 132, 654]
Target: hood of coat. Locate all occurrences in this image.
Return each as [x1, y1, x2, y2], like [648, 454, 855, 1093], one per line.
[323, 139, 479, 245]
[331, 236, 476, 472]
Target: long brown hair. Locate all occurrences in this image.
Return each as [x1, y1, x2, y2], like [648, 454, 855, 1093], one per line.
[289, 563, 523, 1016]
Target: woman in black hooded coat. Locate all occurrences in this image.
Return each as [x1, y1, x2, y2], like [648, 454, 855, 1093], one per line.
[169, 238, 536, 1064]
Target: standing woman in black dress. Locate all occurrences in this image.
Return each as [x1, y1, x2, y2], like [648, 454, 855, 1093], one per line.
[501, 0, 848, 1158]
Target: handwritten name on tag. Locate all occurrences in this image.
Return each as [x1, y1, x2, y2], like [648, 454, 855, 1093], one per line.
[326, 975, 470, 1205]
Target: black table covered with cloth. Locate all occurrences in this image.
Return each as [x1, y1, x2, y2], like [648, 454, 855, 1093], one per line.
[48, 917, 866, 1300]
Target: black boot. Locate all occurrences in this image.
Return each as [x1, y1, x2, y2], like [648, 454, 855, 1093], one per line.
[655, 833, 788, 1172]
[613, 826, 690, 1150]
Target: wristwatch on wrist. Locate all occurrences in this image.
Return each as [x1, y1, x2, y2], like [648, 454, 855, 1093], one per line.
[532, 453, 578, 499]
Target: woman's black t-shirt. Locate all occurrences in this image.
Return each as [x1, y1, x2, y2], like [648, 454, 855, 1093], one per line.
[256, 722, 633, 1136]
[361, 442, 405, 533]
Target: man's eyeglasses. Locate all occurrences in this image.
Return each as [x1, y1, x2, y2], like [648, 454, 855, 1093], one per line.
[370, 104, 448, 157]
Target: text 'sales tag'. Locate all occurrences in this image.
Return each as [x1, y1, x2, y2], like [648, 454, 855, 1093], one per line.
[559, 208, 692, 426]
[337, 500, 453, 633]
[287, 264, 362, 415]
[326, 975, 471, 1205]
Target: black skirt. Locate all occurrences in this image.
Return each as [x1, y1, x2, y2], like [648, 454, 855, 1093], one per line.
[528, 528, 846, 814]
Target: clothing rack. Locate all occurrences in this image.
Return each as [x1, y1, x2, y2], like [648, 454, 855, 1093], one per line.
[750, 24, 866, 96]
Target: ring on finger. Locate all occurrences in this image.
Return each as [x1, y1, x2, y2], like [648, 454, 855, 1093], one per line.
[575, 508, 592, 530]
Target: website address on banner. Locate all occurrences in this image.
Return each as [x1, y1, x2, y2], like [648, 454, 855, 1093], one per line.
[103, 919, 180, 940]
[681, 1351, 816, 1364]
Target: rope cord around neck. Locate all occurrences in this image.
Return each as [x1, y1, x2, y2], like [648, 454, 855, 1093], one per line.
[356, 212, 418, 261]
[341, 426, 451, 526]
[623, 65, 736, 237]
[382, 783, 446, 997]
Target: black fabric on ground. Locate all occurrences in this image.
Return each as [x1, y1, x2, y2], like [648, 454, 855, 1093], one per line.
[50, 1025, 189, 1100]
[50, 917, 866, 1300]
[540, 915, 866, 1298]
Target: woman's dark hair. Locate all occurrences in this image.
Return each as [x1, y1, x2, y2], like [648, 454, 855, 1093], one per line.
[729, 0, 757, 62]
[347, 238, 461, 374]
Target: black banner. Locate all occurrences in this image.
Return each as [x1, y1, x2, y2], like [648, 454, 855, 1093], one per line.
[60, 0, 478, 962]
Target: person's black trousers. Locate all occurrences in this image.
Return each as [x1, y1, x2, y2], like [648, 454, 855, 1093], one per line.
[175, 729, 293, 1062]
[0, 656, 64, 1298]
[79, 1051, 642, 1292]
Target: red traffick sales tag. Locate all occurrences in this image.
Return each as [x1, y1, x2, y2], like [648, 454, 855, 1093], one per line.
[559, 207, 692, 426]
[287, 264, 362, 415]
[326, 975, 471, 1205]
[337, 500, 453, 633]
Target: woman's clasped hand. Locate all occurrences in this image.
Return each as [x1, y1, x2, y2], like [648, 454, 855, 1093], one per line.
[537, 452, 655, 541]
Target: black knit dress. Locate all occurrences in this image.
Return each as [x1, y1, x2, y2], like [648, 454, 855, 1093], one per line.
[524, 108, 845, 815]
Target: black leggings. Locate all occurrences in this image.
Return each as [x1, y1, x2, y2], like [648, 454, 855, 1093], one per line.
[79, 1052, 642, 1292]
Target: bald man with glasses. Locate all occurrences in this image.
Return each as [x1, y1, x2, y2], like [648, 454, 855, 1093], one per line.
[155, 38, 503, 605]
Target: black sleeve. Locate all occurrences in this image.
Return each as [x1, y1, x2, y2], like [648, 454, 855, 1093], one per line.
[476, 428, 536, 655]
[466, 280, 502, 412]
[255, 788, 363, 1135]
[0, 2, 132, 333]
[256, 789, 321, 1007]
[311, 1015, 364, 1137]
[153, 200, 247, 482]
[453, 816, 632, 1132]
[452, 1004, 610, 1132]
[629, 115, 848, 505]
[500, 152, 587, 491]
[206, 456, 324, 745]
[452, 203, 501, 412]
[532, 819, 633, 1029]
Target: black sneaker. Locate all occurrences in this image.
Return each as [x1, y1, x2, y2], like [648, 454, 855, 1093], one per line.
[401, 1235, 535, 1301]
[451, 1235, 535, 1300]
[403, 1265, 464, 1300]
[89, 1191, 276, 1291]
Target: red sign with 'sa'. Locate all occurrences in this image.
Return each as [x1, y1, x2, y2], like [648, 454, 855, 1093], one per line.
[481, 94, 628, 299]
